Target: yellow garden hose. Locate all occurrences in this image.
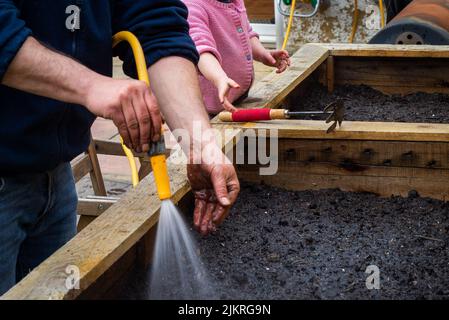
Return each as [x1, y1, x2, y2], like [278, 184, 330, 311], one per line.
[379, 0, 385, 28]
[350, 0, 385, 43]
[282, 0, 297, 50]
[349, 0, 359, 43]
[112, 31, 172, 200]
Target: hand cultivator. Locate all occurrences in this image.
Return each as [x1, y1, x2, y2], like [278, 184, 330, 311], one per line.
[218, 100, 345, 133]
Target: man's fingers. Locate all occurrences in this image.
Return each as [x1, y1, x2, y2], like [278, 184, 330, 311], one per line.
[212, 204, 229, 225]
[227, 178, 240, 205]
[112, 111, 132, 149]
[210, 166, 233, 207]
[212, 168, 239, 226]
[121, 94, 140, 151]
[201, 201, 215, 236]
[132, 90, 152, 153]
[193, 198, 207, 232]
[144, 89, 162, 142]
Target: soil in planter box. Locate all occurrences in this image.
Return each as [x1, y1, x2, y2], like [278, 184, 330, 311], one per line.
[296, 84, 449, 123]
[116, 182, 449, 300]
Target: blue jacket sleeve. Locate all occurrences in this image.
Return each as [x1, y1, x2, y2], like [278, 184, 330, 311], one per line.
[112, 0, 200, 79]
[0, 0, 32, 81]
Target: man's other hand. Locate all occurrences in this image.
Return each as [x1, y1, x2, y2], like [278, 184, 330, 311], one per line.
[188, 160, 240, 236]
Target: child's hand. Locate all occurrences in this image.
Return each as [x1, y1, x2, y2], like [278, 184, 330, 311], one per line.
[260, 50, 291, 74]
[216, 77, 240, 112]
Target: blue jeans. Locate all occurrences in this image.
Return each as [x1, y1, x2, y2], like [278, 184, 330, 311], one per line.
[0, 163, 77, 296]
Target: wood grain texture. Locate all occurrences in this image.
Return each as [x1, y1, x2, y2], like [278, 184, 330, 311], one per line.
[238, 165, 449, 200]
[331, 57, 449, 95]
[318, 43, 449, 58]
[245, 0, 274, 20]
[275, 139, 449, 170]
[228, 120, 449, 142]
[71, 154, 92, 183]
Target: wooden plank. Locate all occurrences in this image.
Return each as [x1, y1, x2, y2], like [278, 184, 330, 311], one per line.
[317, 43, 449, 58]
[221, 120, 449, 142]
[275, 139, 449, 170]
[2, 129, 241, 300]
[77, 198, 118, 217]
[94, 139, 146, 157]
[238, 167, 449, 201]
[245, 0, 274, 20]
[87, 140, 107, 197]
[71, 154, 92, 183]
[326, 56, 335, 93]
[332, 57, 449, 95]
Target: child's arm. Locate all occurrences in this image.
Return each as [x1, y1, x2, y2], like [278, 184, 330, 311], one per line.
[250, 37, 291, 74]
[198, 52, 240, 112]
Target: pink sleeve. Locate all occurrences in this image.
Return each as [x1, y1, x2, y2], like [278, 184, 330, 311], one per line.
[247, 20, 259, 39]
[185, 2, 223, 64]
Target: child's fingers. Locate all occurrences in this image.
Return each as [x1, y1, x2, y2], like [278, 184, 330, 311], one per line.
[266, 52, 277, 66]
[228, 79, 241, 89]
[218, 84, 231, 104]
[276, 60, 288, 73]
[222, 98, 237, 112]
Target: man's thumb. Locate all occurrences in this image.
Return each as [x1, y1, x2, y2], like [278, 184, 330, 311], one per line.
[211, 169, 231, 206]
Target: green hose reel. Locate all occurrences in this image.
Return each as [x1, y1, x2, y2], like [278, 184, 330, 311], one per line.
[282, 0, 317, 7]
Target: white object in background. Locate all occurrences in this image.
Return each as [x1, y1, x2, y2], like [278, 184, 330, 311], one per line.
[251, 23, 277, 46]
[275, 0, 285, 49]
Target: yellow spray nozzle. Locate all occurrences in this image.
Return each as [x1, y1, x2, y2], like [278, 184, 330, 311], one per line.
[112, 31, 171, 200]
[150, 154, 172, 200]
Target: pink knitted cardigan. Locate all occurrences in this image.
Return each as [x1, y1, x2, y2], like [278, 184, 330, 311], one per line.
[183, 0, 259, 114]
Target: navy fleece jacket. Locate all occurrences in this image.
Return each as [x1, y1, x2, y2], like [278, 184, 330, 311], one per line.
[0, 0, 199, 175]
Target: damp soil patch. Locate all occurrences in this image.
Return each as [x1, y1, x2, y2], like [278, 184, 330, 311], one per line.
[295, 84, 449, 123]
[115, 182, 449, 300]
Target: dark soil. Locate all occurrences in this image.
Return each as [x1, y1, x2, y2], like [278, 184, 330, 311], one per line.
[296, 84, 449, 123]
[116, 182, 449, 300]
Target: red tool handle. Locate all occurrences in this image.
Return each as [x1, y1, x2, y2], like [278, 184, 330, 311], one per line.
[218, 108, 287, 122]
[232, 108, 272, 122]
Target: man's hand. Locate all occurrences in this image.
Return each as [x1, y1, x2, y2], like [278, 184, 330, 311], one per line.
[214, 77, 240, 113]
[259, 49, 291, 73]
[188, 162, 240, 236]
[85, 78, 162, 153]
[2, 37, 162, 154]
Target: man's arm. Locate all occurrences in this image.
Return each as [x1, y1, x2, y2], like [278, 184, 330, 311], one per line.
[149, 56, 240, 235]
[2, 37, 161, 153]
